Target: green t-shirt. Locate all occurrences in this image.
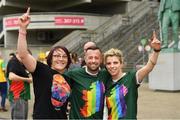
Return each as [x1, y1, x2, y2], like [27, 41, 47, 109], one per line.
[65, 67, 110, 119]
[105, 70, 139, 119]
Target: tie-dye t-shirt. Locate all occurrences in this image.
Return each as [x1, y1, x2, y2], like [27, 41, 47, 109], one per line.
[65, 67, 110, 119]
[105, 70, 139, 119]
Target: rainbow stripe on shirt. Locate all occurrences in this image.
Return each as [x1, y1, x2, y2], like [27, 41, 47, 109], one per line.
[80, 81, 105, 117]
[106, 84, 127, 119]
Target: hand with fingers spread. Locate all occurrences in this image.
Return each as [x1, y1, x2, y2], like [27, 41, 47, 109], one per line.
[18, 7, 31, 29]
[149, 31, 161, 52]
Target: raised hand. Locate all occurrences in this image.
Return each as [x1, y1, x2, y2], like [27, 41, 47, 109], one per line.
[18, 7, 31, 28]
[149, 31, 161, 51]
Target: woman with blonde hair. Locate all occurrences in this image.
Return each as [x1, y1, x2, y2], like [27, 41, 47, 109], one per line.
[104, 31, 161, 119]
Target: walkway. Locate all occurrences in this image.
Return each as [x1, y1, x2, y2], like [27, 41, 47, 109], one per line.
[0, 83, 180, 119]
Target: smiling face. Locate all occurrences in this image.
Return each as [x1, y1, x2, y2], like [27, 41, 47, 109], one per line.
[104, 48, 124, 79]
[85, 48, 102, 74]
[51, 48, 68, 73]
[105, 56, 123, 78]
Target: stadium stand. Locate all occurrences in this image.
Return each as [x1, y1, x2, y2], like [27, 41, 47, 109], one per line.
[0, 0, 161, 70]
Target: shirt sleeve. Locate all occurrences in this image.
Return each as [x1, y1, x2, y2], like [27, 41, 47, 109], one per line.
[135, 70, 142, 85]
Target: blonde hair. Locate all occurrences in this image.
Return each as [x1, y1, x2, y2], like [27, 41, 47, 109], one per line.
[104, 48, 124, 64]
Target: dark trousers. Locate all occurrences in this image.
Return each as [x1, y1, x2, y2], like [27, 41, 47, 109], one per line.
[0, 82, 7, 108]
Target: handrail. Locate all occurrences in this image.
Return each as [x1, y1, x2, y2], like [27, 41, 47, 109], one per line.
[124, 1, 151, 24]
[0, 30, 4, 39]
[95, 0, 151, 45]
[53, 30, 85, 49]
[96, 4, 159, 69]
[52, 0, 159, 69]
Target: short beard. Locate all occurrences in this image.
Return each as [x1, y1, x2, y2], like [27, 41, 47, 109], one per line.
[86, 66, 99, 74]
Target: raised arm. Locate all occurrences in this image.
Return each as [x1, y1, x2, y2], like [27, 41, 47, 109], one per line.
[137, 31, 161, 83]
[17, 7, 36, 72]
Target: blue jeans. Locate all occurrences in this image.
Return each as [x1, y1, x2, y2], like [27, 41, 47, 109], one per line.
[0, 82, 7, 108]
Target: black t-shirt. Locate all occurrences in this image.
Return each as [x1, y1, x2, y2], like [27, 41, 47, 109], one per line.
[6, 56, 29, 78]
[31, 61, 67, 119]
[6, 56, 31, 102]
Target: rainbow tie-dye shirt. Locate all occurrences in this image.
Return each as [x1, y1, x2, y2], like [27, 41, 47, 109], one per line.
[80, 81, 105, 117]
[106, 84, 127, 119]
[105, 70, 138, 119]
[65, 67, 110, 119]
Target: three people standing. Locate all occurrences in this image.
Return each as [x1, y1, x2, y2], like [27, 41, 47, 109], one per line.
[14, 6, 162, 119]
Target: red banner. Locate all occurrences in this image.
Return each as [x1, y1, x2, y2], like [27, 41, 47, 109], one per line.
[55, 17, 84, 26]
[5, 18, 19, 27]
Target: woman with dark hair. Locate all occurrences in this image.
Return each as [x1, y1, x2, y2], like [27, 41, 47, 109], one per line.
[46, 46, 71, 69]
[17, 8, 71, 119]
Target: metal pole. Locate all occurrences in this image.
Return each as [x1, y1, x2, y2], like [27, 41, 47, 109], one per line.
[143, 46, 145, 65]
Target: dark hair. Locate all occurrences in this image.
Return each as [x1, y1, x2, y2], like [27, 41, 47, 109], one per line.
[9, 53, 15, 57]
[86, 46, 102, 53]
[71, 52, 78, 63]
[46, 46, 71, 69]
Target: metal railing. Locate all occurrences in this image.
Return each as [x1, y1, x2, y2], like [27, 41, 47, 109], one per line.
[52, 1, 159, 71]
[95, 1, 159, 71]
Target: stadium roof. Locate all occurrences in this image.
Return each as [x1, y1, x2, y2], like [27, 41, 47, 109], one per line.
[0, 0, 131, 15]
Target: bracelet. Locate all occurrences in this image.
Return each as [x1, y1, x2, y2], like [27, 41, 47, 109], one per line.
[19, 30, 27, 36]
[154, 49, 161, 52]
[149, 59, 156, 66]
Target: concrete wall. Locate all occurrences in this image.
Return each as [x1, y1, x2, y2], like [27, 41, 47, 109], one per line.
[3, 12, 110, 48]
[149, 52, 180, 91]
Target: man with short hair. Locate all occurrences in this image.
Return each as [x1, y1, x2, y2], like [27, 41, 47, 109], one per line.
[65, 46, 110, 119]
[81, 41, 96, 66]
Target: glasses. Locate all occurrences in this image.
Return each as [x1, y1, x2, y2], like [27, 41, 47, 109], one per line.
[53, 54, 68, 59]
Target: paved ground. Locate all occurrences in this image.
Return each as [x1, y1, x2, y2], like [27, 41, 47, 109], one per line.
[0, 82, 180, 119]
[138, 83, 180, 119]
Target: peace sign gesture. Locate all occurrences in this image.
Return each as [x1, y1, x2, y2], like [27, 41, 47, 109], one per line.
[18, 7, 31, 28]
